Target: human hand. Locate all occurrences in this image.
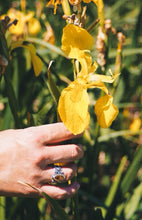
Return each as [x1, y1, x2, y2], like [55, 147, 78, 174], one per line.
[0, 123, 83, 199]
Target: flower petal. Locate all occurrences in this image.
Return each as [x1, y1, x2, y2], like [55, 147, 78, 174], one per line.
[87, 81, 108, 94]
[61, 24, 94, 57]
[129, 118, 141, 131]
[95, 94, 119, 128]
[46, 0, 62, 14]
[89, 72, 120, 83]
[58, 81, 90, 134]
[28, 17, 41, 35]
[10, 41, 42, 76]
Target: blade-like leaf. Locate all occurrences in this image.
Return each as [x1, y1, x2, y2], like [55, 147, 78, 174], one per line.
[46, 61, 60, 105]
[124, 182, 142, 219]
[103, 156, 127, 217]
[18, 181, 69, 220]
[121, 145, 142, 195]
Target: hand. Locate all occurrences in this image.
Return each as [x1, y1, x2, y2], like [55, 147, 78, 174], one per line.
[0, 123, 83, 199]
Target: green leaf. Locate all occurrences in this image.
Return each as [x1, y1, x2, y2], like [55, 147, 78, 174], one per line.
[42, 191, 70, 220]
[121, 145, 142, 195]
[0, 20, 9, 60]
[18, 181, 69, 220]
[94, 208, 104, 220]
[0, 19, 9, 77]
[103, 156, 127, 217]
[4, 72, 22, 128]
[33, 102, 53, 125]
[109, 48, 142, 59]
[98, 130, 142, 142]
[124, 182, 142, 219]
[27, 37, 66, 57]
[47, 61, 60, 105]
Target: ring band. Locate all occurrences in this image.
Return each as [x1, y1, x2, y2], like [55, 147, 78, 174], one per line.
[52, 165, 66, 183]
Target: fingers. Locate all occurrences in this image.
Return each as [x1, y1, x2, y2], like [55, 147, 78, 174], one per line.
[40, 144, 84, 166]
[41, 182, 80, 200]
[31, 122, 82, 144]
[40, 163, 77, 184]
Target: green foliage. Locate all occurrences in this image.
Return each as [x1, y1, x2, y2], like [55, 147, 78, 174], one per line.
[0, 0, 142, 219]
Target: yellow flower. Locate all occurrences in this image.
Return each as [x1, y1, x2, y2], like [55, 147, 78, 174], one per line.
[61, 24, 97, 76]
[58, 74, 118, 134]
[7, 9, 26, 35]
[95, 94, 119, 128]
[4, 9, 41, 35]
[46, 0, 62, 14]
[58, 23, 119, 134]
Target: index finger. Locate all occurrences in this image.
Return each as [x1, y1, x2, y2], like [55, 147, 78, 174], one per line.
[33, 123, 82, 144]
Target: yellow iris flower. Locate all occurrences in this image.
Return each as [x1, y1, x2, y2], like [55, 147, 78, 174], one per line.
[57, 24, 119, 135]
[3, 8, 41, 35]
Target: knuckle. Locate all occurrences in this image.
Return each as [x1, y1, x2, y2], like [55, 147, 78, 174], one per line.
[72, 144, 84, 160]
[66, 164, 77, 180]
[34, 149, 52, 166]
[72, 145, 79, 159]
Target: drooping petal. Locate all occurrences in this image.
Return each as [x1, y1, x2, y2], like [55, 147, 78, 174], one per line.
[87, 81, 108, 94]
[89, 72, 120, 83]
[58, 80, 90, 134]
[10, 41, 42, 76]
[95, 94, 119, 128]
[61, 24, 94, 57]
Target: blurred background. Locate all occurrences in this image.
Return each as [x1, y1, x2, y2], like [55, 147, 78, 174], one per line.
[0, 0, 142, 219]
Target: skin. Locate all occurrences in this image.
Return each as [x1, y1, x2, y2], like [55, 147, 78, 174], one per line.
[0, 123, 84, 199]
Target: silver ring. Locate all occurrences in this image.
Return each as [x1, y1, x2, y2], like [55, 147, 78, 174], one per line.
[52, 165, 66, 183]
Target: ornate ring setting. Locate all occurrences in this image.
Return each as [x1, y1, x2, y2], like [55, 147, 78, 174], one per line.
[52, 165, 66, 183]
